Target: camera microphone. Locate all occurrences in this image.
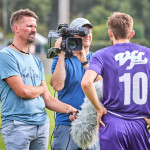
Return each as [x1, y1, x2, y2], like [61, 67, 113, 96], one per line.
[59, 27, 68, 34]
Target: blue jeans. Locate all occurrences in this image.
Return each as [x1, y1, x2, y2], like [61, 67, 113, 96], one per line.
[52, 125, 100, 150]
[1, 120, 49, 150]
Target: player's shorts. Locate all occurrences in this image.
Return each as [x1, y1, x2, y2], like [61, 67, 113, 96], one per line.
[99, 112, 150, 150]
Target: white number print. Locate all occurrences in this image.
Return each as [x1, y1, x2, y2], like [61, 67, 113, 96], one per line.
[119, 72, 148, 105]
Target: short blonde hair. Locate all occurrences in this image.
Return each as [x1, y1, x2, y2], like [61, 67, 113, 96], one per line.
[10, 8, 38, 32]
[107, 12, 133, 40]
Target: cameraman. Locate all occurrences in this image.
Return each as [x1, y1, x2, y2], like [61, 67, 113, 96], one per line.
[50, 18, 100, 150]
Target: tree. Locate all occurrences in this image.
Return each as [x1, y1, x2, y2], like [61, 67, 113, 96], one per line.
[1, 0, 150, 42]
[0, 0, 52, 36]
[86, 6, 110, 25]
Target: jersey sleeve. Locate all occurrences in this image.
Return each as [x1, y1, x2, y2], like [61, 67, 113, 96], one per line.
[87, 51, 103, 76]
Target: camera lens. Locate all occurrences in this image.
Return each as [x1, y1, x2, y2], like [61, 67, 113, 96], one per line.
[68, 39, 77, 50]
[66, 37, 82, 51]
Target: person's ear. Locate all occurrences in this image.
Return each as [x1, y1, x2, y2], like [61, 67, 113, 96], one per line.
[13, 24, 19, 33]
[108, 29, 113, 38]
[129, 30, 135, 39]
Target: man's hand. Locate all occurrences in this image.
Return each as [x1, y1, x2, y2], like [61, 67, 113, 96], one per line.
[74, 47, 87, 63]
[97, 106, 108, 130]
[68, 107, 79, 121]
[55, 37, 62, 49]
[54, 37, 66, 58]
[144, 117, 150, 125]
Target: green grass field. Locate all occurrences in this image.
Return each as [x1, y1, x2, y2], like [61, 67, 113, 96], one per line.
[0, 75, 56, 150]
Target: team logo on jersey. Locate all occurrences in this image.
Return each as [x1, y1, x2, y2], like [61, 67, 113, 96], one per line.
[114, 50, 148, 70]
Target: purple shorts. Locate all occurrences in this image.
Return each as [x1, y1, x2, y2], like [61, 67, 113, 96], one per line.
[99, 113, 150, 150]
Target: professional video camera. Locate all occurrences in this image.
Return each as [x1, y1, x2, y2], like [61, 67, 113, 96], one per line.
[47, 23, 89, 58]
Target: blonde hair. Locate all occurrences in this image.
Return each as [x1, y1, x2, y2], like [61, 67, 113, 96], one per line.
[107, 12, 133, 40]
[10, 8, 38, 32]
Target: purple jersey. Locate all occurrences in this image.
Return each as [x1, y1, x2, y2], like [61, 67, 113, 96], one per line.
[88, 42, 150, 119]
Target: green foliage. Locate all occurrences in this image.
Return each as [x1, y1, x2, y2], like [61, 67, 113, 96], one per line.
[1, 0, 52, 35]
[71, 0, 99, 17]
[131, 38, 150, 48]
[100, 0, 120, 11]
[10, 0, 51, 24]
[92, 24, 109, 41]
[91, 40, 111, 52]
[86, 6, 111, 25]
[1, 0, 150, 41]
[133, 20, 145, 39]
[119, 1, 133, 14]
[37, 23, 49, 37]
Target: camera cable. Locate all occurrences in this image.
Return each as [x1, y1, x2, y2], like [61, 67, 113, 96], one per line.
[50, 90, 56, 150]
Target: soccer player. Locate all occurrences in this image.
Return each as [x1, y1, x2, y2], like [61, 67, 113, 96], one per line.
[81, 12, 150, 150]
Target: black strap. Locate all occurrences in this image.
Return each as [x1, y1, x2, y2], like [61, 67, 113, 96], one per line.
[81, 60, 89, 66]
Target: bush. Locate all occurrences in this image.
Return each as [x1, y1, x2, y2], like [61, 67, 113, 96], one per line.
[92, 24, 109, 41]
[133, 21, 145, 39]
[131, 38, 150, 48]
[91, 40, 111, 52]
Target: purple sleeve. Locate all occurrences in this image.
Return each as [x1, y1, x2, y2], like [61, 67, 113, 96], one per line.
[87, 51, 103, 76]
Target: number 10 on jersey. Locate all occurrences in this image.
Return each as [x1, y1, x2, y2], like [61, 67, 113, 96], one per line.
[119, 72, 148, 105]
